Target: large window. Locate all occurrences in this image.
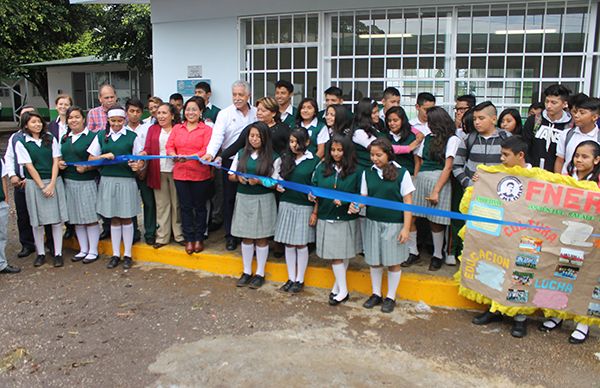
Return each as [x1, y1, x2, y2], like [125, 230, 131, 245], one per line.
[240, 14, 320, 106]
[240, 1, 597, 116]
[84, 71, 139, 110]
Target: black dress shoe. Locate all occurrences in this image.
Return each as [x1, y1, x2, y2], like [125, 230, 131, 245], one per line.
[99, 230, 110, 240]
[63, 229, 74, 240]
[329, 293, 349, 306]
[363, 294, 383, 309]
[53, 255, 64, 268]
[107, 256, 120, 269]
[248, 275, 265, 289]
[280, 280, 294, 292]
[145, 238, 156, 246]
[153, 243, 166, 249]
[0, 264, 21, 274]
[538, 318, 563, 332]
[290, 281, 304, 293]
[428, 256, 443, 271]
[33, 255, 46, 267]
[381, 297, 396, 313]
[123, 256, 133, 269]
[511, 319, 527, 338]
[569, 328, 589, 344]
[401, 253, 421, 268]
[236, 273, 253, 287]
[82, 254, 99, 264]
[472, 310, 502, 325]
[17, 246, 35, 258]
[226, 238, 237, 251]
[329, 292, 337, 303]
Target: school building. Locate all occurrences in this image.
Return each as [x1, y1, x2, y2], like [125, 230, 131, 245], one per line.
[75, 0, 598, 116]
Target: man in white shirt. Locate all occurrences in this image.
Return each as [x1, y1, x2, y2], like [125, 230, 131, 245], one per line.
[409, 92, 436, 136]
[202, 80, 257, 250]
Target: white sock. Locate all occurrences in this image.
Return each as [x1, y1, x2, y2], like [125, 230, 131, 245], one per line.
[432, 231, 445, 259]
[74, 225, 89, 256]
[255, 245, 269, 277]
[296, 247, 309, 283]
[284, 246, 297, 281]
[407, 231, 419, 255]
[343, 259, 350, 270]
[572, 323, 589, 340]
[32, 225, 45, 255]
[332, 263, 348, 301]
[387, 270, 402, 300]
[51, 223, 63, 256]
[332, 260, 350, 295]
[241, 243, 254, 275]
[111, 225, 122, 257]
[86, 223, 100, 256]
[122, 223, 134, 257]
[369, 267, 383, 297]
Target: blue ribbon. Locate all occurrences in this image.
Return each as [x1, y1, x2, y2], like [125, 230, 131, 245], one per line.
[67, 154, 560, 231]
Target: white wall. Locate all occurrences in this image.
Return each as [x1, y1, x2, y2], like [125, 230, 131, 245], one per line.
[47, 68, 73, 107]
[152, 17, 239, 109]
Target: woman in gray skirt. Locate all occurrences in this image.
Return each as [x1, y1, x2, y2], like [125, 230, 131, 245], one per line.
[411, 107, 461, 271]
[274, 128, 320, 294]
[58, 106, 101, 264]
[311, 134, 361, 305]
[349, 138, 414, 313]
[87, 106, 144, 270]
[15, 112, 68, 267]
[229, 121, 278, 289]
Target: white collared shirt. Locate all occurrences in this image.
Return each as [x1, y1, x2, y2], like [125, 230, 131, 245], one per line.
[15, 135, 61, 165]
[229, 150, 280, 179]
[207, 103, 258, 158]
[352, 129, 378, 148]
[86, 127, 144, 157]
[409, 117, 431, 136]
[5, 131, 24, 178]
[57, 119, 68, 140]
[360, 161, 415, 196]
[125, 122, 150, 146]
[302, 118, 330, 145]
[280, 103, 294, 123]
[416, 135, 461, 159]
[68, 128, 90, 143]
[556, 126, 600, 174]
[159, 127, 174, 172]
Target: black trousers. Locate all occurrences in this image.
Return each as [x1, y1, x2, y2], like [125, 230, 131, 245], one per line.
[13, 186, 34, 250]
[174, 179, 212, 242]
[221, 159, 238, 239]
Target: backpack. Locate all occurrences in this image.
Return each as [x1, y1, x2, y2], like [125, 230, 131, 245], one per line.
[564, 127, 600, 146]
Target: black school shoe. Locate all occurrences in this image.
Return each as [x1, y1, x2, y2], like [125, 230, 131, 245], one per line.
[511, 319, 527, 338]
[226, 237, 237, 251]
[107, 256, 120, 269]
[280, 280, 294, 292]
[329, 293, 349, 306]
[401, 253, 421, 268]
[53, 255, 64, 268]
[428, 256, 443, 271]
[472, 310, 502, 325]
[248, 275, 265, 289]
[381, 298, 396, 313]
[363, 294, 383, 309]
[33, 254, 46, 267]
[290, 281, 304, 293]
[123, 256, 133, 270]
[236, 273, 253, 287]
[0, 264, 21, 274]
[569, 328, 589, 344]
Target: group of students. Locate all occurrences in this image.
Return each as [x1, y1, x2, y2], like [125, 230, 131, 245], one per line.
[2, 80, 599, 337]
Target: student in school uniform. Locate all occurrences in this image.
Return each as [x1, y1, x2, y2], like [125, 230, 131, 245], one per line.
[274, 128, 320, 293]
[454, 95, 476, 135]
[0, 158, 21, 274]
[378, 87, 401, 127]
[124, 98, 156, 245]
[351, 98, 386, 169]
[57, 106, 101, 264]
[349, 138, 414, 313]
[539, 140, 600, 344]
[275, 80, 297, 129]
[410, 107, 462, 271]
[325, 104, 353, 137]
[195, 82, 221, 126]
[230, 121, 279, 290]
[15, 112, 69, 268]
[296, 98, 329, 159]
[498, 108, 523, 136]
[554, 97, 600, 174]
[311, 134, 361, 305]
[87, 106, 144, 270]
[169, 93, 184, 116]
[385, 106, 419, 175]
[410, 92, 436, 136]
[318, 86, 353, 123]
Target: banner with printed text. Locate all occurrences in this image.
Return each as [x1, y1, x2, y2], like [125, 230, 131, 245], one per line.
[460, 165, 600, 323]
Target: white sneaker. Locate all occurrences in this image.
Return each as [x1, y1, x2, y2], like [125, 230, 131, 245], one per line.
[445, 254, 457, 266]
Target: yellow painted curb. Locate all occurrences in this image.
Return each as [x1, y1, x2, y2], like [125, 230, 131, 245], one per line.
[65, 239, 484, 310]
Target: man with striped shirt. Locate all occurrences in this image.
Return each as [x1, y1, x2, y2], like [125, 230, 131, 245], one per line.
[452, 101, 510, 188]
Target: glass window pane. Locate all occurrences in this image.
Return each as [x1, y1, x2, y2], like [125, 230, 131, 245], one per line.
[436, 9, 451, 54]
[370, 13, 387, 55]
[524, 57, 541, 78]
[267, 73, 278, 96]
[371, 58, 385, 78]
[267, 17, 279, 44]
[355, 59, 369, 78]
[244, 20, 252, 45]
[403, 10, 419, 55]
[339, 59, 353, 78]
[293, 48, 305, 69]
[506, 56, 523, 78]
[355, 13, 370, 56]
[331, 16, 338, 56]
[506, 7, 525, 53]
[307, 15, 319, 42]
[370, 81, 385, 100]
[280, 48, 291, 69]
[542, 56, 560, 78]
[457, 9, 472, 54]
[544, 8, 563, 53]
[470, 57, 486, 78]
[525, 6, 544, 53]
[471, 8, 489, 54]
[386, 58, 401, 78]
[488, 56, 505, 78]
[387, 12, 403, 55]
[307, 47, 318, 69]
[339, 14, 354, 55]
[307, 72, 317, 100]
[420, 12, 437, 55]
[563, 7, 587, 52]
[354, 81, 369, 101]
[254, 49, 265, 71]
[253, 18, 265, 45]
[292, 72, 306, 101]
[488, 9, 507, 53]
[295, 15, 306, 43]
[403, 57, 417, 77]
[562, 56, 583, 78]
[267, 48, 278, 69]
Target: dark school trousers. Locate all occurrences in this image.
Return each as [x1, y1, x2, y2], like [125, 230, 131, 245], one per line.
[174, 179, 212, 242]
[221, 158, 238, 239]
[133, 177, 156, 242]
[13, 186, 35, 250]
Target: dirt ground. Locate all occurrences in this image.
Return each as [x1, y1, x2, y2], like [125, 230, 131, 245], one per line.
[1, 132, 600, 387]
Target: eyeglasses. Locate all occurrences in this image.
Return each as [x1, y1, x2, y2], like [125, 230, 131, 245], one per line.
[454, 107, 470, 112]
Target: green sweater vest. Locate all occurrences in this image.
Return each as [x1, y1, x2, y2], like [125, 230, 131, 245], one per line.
[21, 138, 53, 180]
[388, 132, 416, 175]
[354, 130, 386, 169]
[365, 167, 406, 223]
[203, 105, 221, 124]
[236, 150, 276, 196]
[97, 130, 137, 178]
[305, 121, 325, 155]
[282, 106, 298, 129]
[280, 156, 320, 206]
[311, 162, 360, 221]
[419, 135, 444, 172]
[60, 132, 98, 181]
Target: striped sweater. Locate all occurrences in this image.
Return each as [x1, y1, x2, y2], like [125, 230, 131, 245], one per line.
[452, 129, 510, 188]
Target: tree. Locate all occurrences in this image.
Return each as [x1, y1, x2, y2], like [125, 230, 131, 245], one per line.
[93, 4, 152, 74]
[0, 0, 102, 106]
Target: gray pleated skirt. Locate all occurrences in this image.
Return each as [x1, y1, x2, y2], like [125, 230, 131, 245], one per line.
[315, 219, 360, 260]
[64, 179, 99, 224]
[274, 201, 316, 245]
[25, 178, 69, 227]
[231, 192, 277, 239]
[96, 176, 141, 218]
[413, 170, 452, 225]
[363, 219, 409, 266]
